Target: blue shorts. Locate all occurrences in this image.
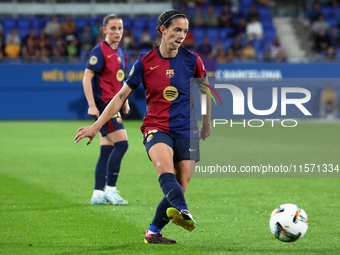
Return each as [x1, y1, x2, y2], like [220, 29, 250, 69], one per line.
[95, 99, 124, 137]
[143, 130, 200, 162]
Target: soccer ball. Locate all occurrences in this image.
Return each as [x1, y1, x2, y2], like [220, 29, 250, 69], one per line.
[269, 203, 308, 242]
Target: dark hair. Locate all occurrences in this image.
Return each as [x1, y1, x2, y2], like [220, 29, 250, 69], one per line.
[103, 14, 121, 27]
[156, 9, 187, 36]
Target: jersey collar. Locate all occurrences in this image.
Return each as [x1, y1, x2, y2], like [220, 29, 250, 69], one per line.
[156, 46, 181, 60]
[103, 40, 118, 51]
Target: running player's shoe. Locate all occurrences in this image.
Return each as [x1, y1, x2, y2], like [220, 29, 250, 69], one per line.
[144, 231, 177, 244]
[166, 207, 196, 232]
[103, 190, 128, 205]
[91, 196, 110, 205]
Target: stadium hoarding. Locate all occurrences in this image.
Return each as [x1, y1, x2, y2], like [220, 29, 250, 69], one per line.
[0, 63, 147, 120]
[0, 62, 340, 120]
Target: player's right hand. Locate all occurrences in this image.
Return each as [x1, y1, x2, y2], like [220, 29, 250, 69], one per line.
[200, 122, 211, 140]
[88, 106, 99, 118]
[75, 126, 97, 145]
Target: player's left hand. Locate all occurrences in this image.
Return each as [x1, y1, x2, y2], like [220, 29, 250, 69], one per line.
[200, 123, 211, 140]
[75, 126, 97, 145]
[123, 100, 130, 115]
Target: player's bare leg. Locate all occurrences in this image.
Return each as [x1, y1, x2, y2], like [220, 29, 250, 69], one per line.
[148, 143, 175, 176]
[102, 129, 128, 145]
[174, 159, 195, 193]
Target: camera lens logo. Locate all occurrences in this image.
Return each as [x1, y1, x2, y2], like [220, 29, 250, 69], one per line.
[199, 83, 223, 105]
[199, 82, 223, 115]
[163, 86, 178, 101]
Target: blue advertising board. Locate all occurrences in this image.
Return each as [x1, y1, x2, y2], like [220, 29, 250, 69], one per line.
[0, 63, 146, 120]
[0, 64, 87, 120]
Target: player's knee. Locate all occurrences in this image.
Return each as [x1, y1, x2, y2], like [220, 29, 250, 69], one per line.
[155, 162, 174, 176]
[115, 140, 129, 153]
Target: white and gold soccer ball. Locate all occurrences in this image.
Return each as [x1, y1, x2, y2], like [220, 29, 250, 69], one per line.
[269, 203, 308, 242]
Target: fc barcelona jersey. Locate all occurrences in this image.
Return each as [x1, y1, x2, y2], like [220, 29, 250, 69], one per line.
[86, 41, 127, 103]
[126, 47, 206, 138]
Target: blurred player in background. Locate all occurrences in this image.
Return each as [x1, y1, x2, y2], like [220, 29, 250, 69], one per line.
[76, 9, 211, 243]
[82, 14, 129, 205]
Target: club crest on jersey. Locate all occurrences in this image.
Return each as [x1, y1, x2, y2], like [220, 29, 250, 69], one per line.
[166, 69, 174, 78]
[163, 86, 178, 101]
[117, 57, 121, 63]
[147, 134, 153, 143]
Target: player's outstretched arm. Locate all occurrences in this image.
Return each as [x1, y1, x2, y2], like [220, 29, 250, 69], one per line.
[198, 77, 211, 140]
[75, 83, 134, 145]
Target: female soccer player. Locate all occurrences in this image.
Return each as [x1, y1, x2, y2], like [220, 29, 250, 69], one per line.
[83, 14, 129, 205]
[76, 9, 211, 243]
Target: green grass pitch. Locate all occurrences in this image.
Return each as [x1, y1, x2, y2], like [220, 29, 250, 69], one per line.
[0, 120, 339, 254]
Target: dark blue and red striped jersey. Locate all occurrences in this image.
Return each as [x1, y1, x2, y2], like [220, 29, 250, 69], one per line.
[126, 46, 206, 138]
[86, 41, 127, 103]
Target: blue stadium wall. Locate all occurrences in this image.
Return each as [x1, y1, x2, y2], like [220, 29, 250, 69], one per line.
[0, 63, 147, 120]
[0, 63, 339, 120]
